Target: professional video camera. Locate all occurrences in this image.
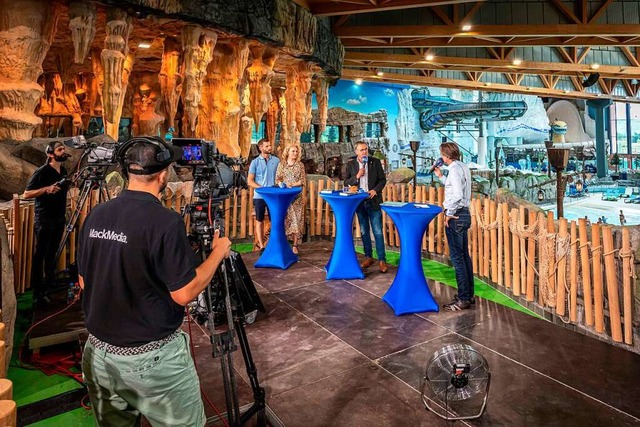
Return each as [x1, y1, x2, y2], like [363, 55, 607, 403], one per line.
[63, 135, 119, 167]
[173, 138, 265, 427]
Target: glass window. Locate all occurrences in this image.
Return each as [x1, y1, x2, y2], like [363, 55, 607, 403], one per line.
[318, 125, 341, 143]
[363, 122, 381, 138]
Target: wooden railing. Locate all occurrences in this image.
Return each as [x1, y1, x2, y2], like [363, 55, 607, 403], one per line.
[2, 179, 637, 349]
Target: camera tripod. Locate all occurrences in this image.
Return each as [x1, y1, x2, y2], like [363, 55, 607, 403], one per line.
[199, 252, 267, 427]
[54, 164, 111, 269]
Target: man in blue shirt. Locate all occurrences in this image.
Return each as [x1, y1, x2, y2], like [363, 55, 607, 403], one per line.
[433, 142, 473, 311]
[248, 138, 280, 250]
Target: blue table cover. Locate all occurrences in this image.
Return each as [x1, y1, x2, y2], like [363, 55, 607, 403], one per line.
[319, 190, 369, 280]
[254, 186, 302, 269]
[380, 202, 443, 315]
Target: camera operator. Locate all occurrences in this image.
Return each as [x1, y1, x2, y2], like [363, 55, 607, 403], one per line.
[77, 137, 231, 426]
[23, 141, 70, 305]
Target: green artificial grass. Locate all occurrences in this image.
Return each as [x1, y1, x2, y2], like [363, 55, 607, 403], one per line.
[356, 246, 540, 318]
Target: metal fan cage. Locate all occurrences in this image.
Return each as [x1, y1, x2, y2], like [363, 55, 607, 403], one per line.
[421, 343, 491, 420]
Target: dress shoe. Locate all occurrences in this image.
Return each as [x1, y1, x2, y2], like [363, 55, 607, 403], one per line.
[361, 257, 375, 268]
[379, 261, 388, 273]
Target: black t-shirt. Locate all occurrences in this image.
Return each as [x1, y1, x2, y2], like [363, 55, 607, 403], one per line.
[26, 163, 68, 221]
[78, 190, 197, 347]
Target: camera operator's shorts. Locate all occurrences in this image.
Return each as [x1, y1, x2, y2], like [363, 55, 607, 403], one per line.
[254, 199, 268, 221]
[82, 330, 206, 426]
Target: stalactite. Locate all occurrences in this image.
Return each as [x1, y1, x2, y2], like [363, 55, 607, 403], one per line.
[181, 25, 216, 133]
[265, 87, 282, 145]
[312, 77, 329, 136]
[68, 1, 97, 64]
[54, 49, 82, 134]
[200, 40, 249, 156]
[101, 8, 133, 141]
[74, 72, 95, 132]
[0, 0, 61, 141]
[91, 48, 104, 117]
[245, 45, 277, 129]
[239, 116, 252, 159]
[159, 36, 183, 130]
[283, 62, 312, 150]
[132, 73, 164, 137]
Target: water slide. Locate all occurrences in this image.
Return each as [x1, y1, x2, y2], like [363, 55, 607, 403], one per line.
[411, 89, 528, 131]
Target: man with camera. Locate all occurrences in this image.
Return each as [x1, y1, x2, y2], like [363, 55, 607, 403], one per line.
[248, 138, 279, 251]
[23, 141, 70, 305]
[345, 141, 388, 273]
[78, 137, 232, 426]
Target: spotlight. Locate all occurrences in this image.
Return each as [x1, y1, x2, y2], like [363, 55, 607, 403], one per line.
[426, 54, 434, 61]
[138, 41, 152, 49]
[512, 59, 522, 66]
[376, 70, 384, 77]
[355, 78, 363, 85]
[590, 63, 600, 70]
[462, 24, 472, 31]
[484, 82, 492, 87]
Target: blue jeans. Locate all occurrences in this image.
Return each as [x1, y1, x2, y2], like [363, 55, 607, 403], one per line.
[444, 208, 474, 301]
[356, 203, 386, 262]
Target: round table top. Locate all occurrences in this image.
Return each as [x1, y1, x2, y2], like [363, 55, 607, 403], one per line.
[380, 202, 443, 216]
[255, 186, 302, 197]
[319, 190, 369, 201]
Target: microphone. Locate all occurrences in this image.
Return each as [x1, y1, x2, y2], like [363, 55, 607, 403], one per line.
[361, 155, 368, 168]
[429, 157, 444, 174]
[63, 135, 87, 149]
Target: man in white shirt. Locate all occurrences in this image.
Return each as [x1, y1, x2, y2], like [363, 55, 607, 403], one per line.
[433, 142, 473, 311]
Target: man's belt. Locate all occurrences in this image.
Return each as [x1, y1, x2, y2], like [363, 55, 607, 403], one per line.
[88, 330, 180, 356]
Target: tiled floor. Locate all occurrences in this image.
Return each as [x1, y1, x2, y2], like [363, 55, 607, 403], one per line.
[188, 240, 640, 426]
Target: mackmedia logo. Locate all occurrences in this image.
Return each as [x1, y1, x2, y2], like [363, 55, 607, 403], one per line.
[89, 228, 128, 243]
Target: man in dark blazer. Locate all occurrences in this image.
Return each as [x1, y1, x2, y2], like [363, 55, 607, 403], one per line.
[344, 141, 388, 273]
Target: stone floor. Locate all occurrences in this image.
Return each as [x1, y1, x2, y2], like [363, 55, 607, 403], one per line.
[188, 240, 640, 427]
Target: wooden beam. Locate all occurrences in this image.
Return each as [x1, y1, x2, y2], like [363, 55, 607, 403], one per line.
[431, 6, 453, 25]
[556, 47, 575, 63]
[341, 69, 640, 103]
[551, 0, 582, 25]
[588, 0, 614, 24]
[570, 76, 583, 91]
[622, 79, 634, 96]
[461, 1, 484, 25]
[315, 0, 481, 16]
[576, 47, 591, 64]
[620, 46, 640, 67]
[334, 15, 353, 27]
[581, 0, 588, 25]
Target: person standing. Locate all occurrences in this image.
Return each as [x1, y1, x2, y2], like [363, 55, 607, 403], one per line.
[23, 141, 70, 305]
[248, 138, 280, 251]
[78, 137, 232, 426]
[276, 144, 306, 254]
[345, 141, 388, 273]
[619, 210, 626, 225]
[433, 142, 473, 311]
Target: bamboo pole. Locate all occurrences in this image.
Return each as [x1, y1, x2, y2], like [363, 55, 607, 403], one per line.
[11, 196, 21, 294]
[483, 197, 490, 278]
[428, 187, 436, 253]
[25, 203, 34, 291]
[316, 180, 325, 236]
[490, 200, 498, 283]
[392, 185, 399, 246]
[324, 180, 331, 236]
[0, 379, 11, 400]
[437, 187, 444, 254]
[511, 208, 520, 296]
[591, 223, 604, 333]
[555, 218, 568, 316]
[0, 400, 16, 427]
[622, 228, 633, 345]
[503, 203, 511, 289]
[309, 181, 316, 236]
[477, 199, 484, 275]
[231, 190, 239, 238]
[332, 181, 339, 238]
[248, 187, 254, 237]
[497, 202, 503, 287]
[526, 210, 536, 301]
[546, 211, 556, 304]
[240, 189, 248, 238]
[602, 226, 622, 342]
[519, 205, 526, 291]
[578, 218, 593, 326]
[569, 220, 578, 322]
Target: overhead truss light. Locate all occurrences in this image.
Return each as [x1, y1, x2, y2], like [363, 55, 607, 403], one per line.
[461, 24, 472, 31]
[355, 78, 363, 85]
[376, 70, 384, 77]
[512, 59, 522, 66]
[425, 53, 434, 61]
[590, 63, 600, 70]
[138, 41, 152, 49]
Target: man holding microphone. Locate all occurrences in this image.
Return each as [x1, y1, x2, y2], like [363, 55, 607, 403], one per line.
[433, 142, 474, 311]
[345, 141, 388, 273]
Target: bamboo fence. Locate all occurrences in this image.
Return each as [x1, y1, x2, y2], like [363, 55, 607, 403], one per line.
[2, 180, 637, 347]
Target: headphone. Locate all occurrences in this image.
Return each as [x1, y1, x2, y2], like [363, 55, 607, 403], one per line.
[116, 136, 174, 176]
[45, 141, 61, 155]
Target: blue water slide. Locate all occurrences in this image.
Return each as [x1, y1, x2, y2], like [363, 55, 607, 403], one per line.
[411, 89, 528, 131]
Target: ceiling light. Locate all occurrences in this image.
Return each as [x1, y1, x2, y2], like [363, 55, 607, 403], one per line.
[138, 41, 152, 49]
[425, 54, 434, 61]
[484, 82, 491, 86]
[526, 87, 531, 91]
[355, 78, 363, 85]
[590, 63, 600, 70]
[512, 59, 522, 66]
[462, 24, 472, 31]
[376, 70, 384, 77]
[564, 89, 570, 94]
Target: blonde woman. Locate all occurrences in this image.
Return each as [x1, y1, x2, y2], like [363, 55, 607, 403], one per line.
[276, 144, 306, 254]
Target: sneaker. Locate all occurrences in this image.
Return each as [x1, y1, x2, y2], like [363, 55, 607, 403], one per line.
[360, 257, 375, 269]
[443, 299, 471, 311]
[379, 261, 388, 273]
[454, 294, 476, 305]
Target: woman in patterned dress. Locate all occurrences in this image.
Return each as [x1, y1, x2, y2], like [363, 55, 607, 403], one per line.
[276, 144, 306, 254]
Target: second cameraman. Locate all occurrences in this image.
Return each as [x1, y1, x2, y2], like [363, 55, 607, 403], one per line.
[77, 137, 231, 426]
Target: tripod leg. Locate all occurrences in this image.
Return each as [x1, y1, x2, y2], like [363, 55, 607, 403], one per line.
[236, 320, 266, 427]
[54, 180, 92, 267]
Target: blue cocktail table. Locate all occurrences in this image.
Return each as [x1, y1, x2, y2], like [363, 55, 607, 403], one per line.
[319, 190, 369, 280]
[380, 202, 443, 315]
[254, 186, 302, 269]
